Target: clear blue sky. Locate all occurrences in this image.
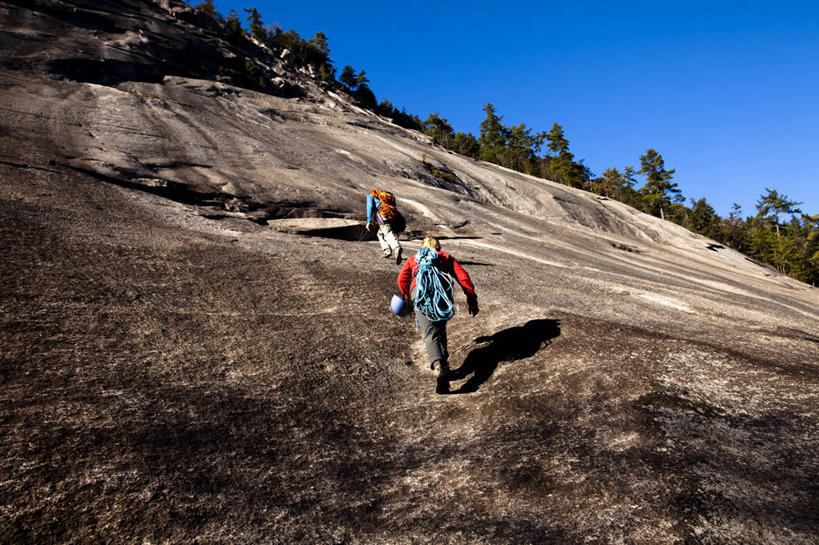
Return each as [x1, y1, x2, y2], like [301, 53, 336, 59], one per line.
[210, 0, 818, 218]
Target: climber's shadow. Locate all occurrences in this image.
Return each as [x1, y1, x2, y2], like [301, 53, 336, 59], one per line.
[449, 319, 561, 394]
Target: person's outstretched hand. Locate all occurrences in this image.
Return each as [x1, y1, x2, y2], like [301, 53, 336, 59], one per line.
[468, 300, 480, 317]
[365, 221, 372, 232]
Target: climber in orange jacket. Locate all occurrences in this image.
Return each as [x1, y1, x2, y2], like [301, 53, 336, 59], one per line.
[366, 189, 404, 264]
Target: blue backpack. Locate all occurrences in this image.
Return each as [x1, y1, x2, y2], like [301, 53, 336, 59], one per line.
[413, 248, 454, 322]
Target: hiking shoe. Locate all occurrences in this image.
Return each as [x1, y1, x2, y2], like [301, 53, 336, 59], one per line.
[394, 247, 403, 265]
[431, 359, 450, 379]
[436, 375, 450, 395]
[381, 248, 392, 258]
[439, 360, 450, 380]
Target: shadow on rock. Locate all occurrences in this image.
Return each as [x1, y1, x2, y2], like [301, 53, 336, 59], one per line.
[457, 260, 494, 267]
[449, 319, 561, 394]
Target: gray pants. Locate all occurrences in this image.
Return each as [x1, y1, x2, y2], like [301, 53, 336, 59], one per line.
[415, 307, 449, 365]
[376, 217, 401, 254]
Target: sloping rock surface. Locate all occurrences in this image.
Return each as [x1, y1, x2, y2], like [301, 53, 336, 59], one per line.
[1, 1, 817, 544]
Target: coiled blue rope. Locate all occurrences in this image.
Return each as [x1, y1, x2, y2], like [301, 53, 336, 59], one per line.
[413, 248, 454, 322]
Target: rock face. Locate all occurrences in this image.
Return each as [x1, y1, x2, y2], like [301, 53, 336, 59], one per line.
[1, 2, 817, 544]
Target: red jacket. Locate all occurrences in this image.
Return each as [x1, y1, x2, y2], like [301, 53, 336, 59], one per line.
[397, 251, 477, 305]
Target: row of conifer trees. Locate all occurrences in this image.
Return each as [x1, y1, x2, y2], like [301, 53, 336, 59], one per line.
[427, 104, 818, 284]
[187, 1, 818, 285]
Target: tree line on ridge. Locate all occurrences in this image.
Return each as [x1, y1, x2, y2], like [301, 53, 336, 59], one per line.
[186, 1, 818, 285]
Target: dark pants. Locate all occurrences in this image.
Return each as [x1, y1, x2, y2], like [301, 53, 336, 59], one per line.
[415, 308, 448, 365]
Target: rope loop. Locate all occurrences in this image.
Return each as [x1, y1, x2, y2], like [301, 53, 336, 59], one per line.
[413, 248, 454, 322]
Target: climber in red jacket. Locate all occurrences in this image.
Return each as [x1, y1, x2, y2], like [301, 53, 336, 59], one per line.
[397, 236, 479, 394]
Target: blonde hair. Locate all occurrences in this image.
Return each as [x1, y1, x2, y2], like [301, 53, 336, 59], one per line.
[421, 236, 440, 250]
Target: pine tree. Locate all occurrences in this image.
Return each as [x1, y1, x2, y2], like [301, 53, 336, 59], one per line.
[355, 70, 369, 87]
[478, 103, 507, 164]
[754, 187, 802, 238]
[799, 213, 819, 284]
[548, 153, 574, 186]
[317, 64, 334, 83]
[355, 83, 376, 108]
[751, 223, 777, 267]
[638, 149, 681, 219]
[243, 8, 266, 42]
[302, 32, 333, 80]
[544, 123, 585, 188]
[424, 113, 454, 147]
[377, 99, 394, 114]
[194, 0, 215, 17]
[596, 168, 623, 198]
[684, 197, 720, 239]
[308, 31, 329, 55]
[224, 9, 243, 40]
[718, 203, 750, 253]
[452, 131, 479, 158]
[505, 123, 536, 173]
[620, 167, 640, 206]
[772, 213, 819, 283]
[270, 29, 314, 66]
[608, 166, 640, 205]
[339, 65, 357, 89]
[546, 123, 569, 154]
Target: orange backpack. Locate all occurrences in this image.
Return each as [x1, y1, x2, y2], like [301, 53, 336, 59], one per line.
[371, 190, 398, 221]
